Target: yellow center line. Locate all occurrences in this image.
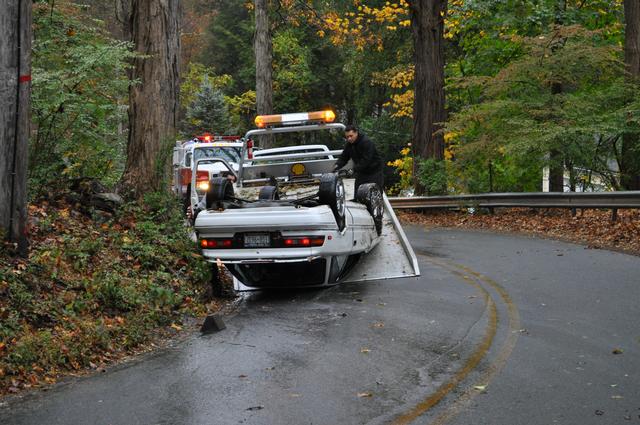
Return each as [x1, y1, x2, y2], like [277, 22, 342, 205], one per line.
[430, 259, 522, 425]
[392, 255, 521, 425]
[392, 265, 498, 425]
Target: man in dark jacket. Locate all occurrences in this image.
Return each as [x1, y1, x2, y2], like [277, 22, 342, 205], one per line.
[333, 125, 384, 194]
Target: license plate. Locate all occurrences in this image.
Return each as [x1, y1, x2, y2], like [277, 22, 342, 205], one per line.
[244, 233, 271, 248]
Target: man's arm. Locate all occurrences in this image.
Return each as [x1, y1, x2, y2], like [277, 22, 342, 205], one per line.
[333, 143, 351, 170]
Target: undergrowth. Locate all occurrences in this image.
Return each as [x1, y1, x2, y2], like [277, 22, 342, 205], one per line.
[0, 192, 215, 394]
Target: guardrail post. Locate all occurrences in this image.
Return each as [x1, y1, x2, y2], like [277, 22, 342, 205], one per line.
[611, 208, 618, 222]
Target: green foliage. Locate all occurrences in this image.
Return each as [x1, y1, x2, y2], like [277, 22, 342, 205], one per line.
[227, 90, 257, 134]
[359, 113, 412, 190]
[273, 29, 316, 112]
[447, 26, 636, 192]
[386, 146, 414, 195]
[180, 62, 233, 112]
[200, 0, 255, 94]
[417, 159, 448, 196]
[183, 76, 234, 135]
[0, 190, 214, 389]
[30, 3, 137, 196]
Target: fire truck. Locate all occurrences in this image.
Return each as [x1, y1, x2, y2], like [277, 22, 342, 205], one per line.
[172, 133, 251, 210]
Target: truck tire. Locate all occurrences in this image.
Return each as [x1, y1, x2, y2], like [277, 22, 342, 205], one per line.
[205, 177, 234, 209]
[356, 183, 383, 235]
[319, 173, 346, 231]
[259, 185, 279, 200]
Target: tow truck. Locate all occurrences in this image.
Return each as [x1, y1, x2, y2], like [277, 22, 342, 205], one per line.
[192, 111, 419, 290]
[171, 133, 246, 210]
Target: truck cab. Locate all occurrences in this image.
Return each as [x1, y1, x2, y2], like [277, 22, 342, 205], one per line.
[172, 134, 244, 209]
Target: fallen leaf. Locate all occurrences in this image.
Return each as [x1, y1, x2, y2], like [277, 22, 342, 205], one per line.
[357, 392, 373, 398]
[611, 395, 623, 399]
[473, 385, 487, 391]
[361, 348, 371, 354]
[246, 405, 264, 411]
[238, 374, 248, 378]
[170, 323, 182, 331]
[373, 322, 385, 328]
[612, 348, 624, 355]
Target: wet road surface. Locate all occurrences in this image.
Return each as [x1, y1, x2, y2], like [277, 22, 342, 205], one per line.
[1, 226, 639, 424]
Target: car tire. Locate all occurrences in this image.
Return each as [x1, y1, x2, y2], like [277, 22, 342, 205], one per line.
[319, 173, 346, 231]
[356, 183, 383, 235]
[205, 177, 234, 209]
[259, 185, 279, 200]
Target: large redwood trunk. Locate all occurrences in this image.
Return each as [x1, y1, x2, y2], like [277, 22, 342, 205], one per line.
[0, 0, 30, 254]
[621, 0, 640, 190]
[409, 0, 447, 194]
[121, 0, 180, 198]
[254, 0, 274, 148]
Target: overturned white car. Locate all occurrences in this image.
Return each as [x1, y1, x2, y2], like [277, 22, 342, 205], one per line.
[193, 111, 419, 289]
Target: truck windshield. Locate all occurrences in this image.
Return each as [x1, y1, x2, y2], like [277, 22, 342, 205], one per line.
[194, 147, 242, 164]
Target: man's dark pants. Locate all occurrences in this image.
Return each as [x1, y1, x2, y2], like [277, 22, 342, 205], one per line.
[354, 170, 384, 197]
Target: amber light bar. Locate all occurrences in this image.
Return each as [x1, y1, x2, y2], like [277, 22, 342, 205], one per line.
[254, 110, 336, 128]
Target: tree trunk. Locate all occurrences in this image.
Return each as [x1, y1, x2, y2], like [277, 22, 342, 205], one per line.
[121, 0, 181, 198]
[409, 0, 447, 195]
[254, 0, 274, 148]
[0, 0, 30, 255]
[621, 0, 640, 190]
[116, 0, 132, 41]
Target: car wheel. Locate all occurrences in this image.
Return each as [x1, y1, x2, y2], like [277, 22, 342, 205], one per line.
[259, 185, 279, 200]
[205, 177, 234, 209]
[319, 173, 346, 231]
[356, 183, 383, 235]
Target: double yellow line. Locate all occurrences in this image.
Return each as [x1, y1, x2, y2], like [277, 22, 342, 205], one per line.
[392, 257, 521, 425]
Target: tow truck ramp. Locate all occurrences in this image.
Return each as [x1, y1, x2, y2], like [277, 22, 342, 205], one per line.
[341, 193, 420, 283]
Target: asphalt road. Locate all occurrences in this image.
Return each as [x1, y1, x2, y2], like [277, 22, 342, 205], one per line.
[1, 226, 639, 425]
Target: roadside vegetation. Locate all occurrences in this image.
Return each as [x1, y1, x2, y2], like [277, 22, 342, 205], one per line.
[0, 192, 221, 395]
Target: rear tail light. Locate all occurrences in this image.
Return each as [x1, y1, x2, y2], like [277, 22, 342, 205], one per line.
[200, 234, 325, 249]
[200, 238, 235, 249]
[196, 170, 209, 182]
[283, 236, 325, 247]
[247, 139, 254, 160]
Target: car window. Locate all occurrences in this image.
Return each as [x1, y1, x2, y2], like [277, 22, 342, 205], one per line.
[185, 152, 192, 167]
[194, 147, 242, 164]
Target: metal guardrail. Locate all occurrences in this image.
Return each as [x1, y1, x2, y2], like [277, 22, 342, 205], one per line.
[388, 191, 640, 210]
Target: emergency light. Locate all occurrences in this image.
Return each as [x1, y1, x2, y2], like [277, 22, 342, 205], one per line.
[254, 110, 336, 128]
[195, 134, 241, 142]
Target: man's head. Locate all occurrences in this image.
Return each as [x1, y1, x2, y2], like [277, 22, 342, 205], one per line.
[344, 125, 359, 144]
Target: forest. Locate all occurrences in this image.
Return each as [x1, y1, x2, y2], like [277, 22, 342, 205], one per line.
[15, 0, 640, 201]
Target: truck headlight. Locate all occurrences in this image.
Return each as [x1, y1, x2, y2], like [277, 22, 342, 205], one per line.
[196, 181, 210, 192]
